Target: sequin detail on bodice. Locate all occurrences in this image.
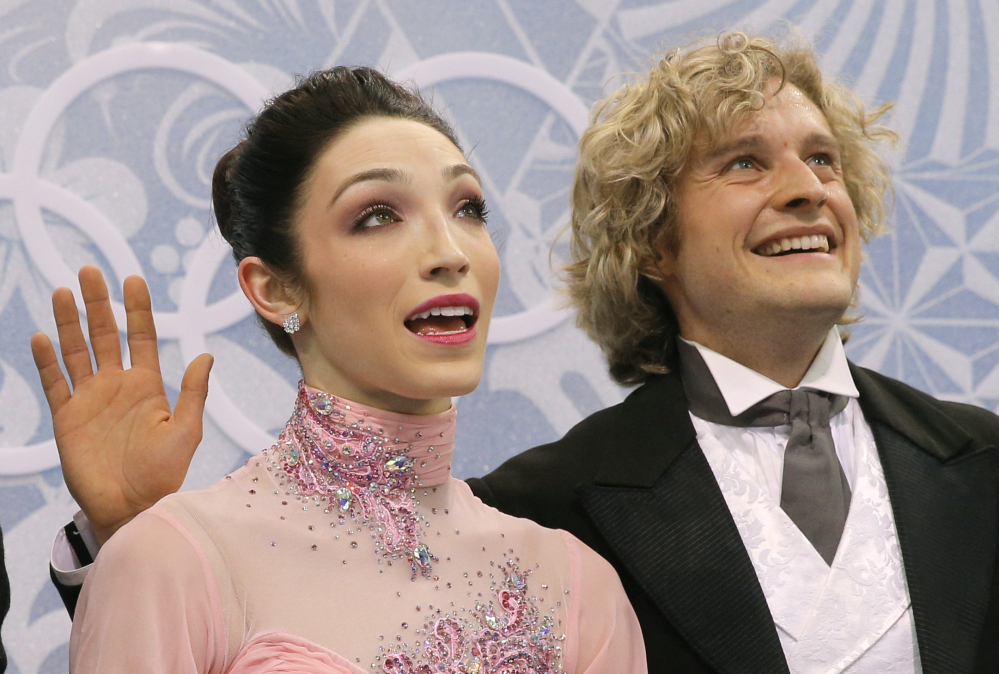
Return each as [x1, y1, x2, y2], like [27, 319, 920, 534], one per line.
[383, 559, 561, 674]
[266, 382, 454, 580]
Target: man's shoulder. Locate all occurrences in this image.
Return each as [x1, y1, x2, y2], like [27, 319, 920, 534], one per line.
[852, 363, 999, 447]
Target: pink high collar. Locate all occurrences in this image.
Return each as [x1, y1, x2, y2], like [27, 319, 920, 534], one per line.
[270, 382, 457, 580]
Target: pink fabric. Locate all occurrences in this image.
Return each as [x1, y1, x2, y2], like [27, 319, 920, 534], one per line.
[229, 633, 363, 674]
[70, 385, 646, 673]
[70, 508, 225, 673]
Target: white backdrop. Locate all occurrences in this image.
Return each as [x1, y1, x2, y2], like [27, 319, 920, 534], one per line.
[1, 1, 998, 671]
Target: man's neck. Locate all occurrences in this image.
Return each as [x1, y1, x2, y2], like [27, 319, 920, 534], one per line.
[681, 324, 830, 388]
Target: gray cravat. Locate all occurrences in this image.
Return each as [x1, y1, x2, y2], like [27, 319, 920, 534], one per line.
[677, 340, 851, 565]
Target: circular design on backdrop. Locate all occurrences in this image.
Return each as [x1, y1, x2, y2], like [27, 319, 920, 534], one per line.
[0, 45, 592, 471]
[9, 42, 267, 333]
[0, 43, 270, 473]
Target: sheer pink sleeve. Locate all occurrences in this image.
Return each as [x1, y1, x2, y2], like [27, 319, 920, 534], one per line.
[561, 531, 647, 674]
[70, 507, 226, 674]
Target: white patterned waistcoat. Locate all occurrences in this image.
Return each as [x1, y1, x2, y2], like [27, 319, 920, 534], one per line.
[699, 409, 921, 674]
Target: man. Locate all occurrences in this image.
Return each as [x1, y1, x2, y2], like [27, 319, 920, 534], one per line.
[466, 33, 999, 673]
[46, 32, 999, 673]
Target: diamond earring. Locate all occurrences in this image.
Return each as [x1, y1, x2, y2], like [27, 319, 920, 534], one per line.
[282, 312, 300, 334]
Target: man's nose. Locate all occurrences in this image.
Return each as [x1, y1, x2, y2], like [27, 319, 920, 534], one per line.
[773, 159, 828, 211]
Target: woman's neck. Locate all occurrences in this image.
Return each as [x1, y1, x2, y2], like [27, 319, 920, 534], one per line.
[300, 373, 452, 416]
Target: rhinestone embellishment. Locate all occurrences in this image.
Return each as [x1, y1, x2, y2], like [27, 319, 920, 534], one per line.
[384, 455, 413, 472]
[413, 543, 436, 570]
[334, 486, 352, 511]
[268, 383, 440, 580]
[313, 396, 334, 416]
[382, 560, 560, 673]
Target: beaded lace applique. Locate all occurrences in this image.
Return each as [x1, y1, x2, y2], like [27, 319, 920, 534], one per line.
[382, 559, 561, 674]
[268, 383, 449, 580]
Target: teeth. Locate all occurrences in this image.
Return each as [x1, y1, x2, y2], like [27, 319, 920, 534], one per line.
[409, 306, 474, 321]
[758, 235, 830, 257]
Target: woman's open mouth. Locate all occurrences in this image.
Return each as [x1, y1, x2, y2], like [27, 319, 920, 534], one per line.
[405, 305, 477, 335]
[404, 295, 480, 344]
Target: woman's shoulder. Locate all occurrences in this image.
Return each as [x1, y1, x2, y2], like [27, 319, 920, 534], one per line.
[155, 453, 270, 518]
[88, 502, 210, 588]
[451, 477, 579, 574]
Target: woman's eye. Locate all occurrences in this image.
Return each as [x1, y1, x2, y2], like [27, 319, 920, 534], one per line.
[456, 196, 489, 222]
[810, 153, 834, 167]
[356, 207, 398, 229]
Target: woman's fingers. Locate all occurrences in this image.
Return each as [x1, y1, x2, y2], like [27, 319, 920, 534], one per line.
[30, 332, 71, 414]
[123, 275, 160, 374]
[79, 265, 123, 372]
[52, 285, 95, 388]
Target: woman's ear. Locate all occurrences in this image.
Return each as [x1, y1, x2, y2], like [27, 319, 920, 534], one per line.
[238, 257, 304, 328]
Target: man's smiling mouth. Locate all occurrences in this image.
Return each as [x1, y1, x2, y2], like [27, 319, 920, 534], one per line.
[754, 234, 830, 257]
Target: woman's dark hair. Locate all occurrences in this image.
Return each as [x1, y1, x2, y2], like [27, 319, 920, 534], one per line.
[212, 67, 461, 358]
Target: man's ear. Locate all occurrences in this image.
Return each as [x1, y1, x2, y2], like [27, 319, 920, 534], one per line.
[238, 257, 303, 328]
[646, 251, 675, 285]
[646, 225, 679, 283]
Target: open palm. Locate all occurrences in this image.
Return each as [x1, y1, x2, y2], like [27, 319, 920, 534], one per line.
[31, 266, 212, 545]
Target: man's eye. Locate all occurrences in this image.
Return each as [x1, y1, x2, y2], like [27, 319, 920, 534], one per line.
[729, 158, 756, 170]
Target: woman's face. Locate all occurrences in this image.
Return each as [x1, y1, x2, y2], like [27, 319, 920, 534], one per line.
[290, 117, 500, 415]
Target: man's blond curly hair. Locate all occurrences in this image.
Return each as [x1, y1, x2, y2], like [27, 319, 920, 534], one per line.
[566, 31, 897, 386]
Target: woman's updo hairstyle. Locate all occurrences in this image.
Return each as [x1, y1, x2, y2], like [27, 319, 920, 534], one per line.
[212, 67, 461, 358]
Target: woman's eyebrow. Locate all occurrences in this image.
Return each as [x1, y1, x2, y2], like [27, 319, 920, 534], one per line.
[328, 167, 409, 209]
[442, 164, 481, 185]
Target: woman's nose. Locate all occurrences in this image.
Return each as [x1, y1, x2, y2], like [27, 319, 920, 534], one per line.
[421, 218, 471, 279]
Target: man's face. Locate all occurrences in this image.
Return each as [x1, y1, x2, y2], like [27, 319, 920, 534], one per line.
[655, 83, 861, 351]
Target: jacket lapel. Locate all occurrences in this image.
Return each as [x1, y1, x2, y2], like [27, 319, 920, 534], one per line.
[578, 374, 789, 674]
[853, 365, 999, 674]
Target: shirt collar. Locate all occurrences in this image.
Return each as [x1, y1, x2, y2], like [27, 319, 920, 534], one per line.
[681, 327, 859, 417]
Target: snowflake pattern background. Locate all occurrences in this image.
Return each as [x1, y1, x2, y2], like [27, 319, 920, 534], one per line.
[0, 1, 996, 671]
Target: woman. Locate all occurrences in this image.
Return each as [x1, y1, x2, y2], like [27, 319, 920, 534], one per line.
[34, 67, 645, 672]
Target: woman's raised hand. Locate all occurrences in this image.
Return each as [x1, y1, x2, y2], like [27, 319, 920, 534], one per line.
[30, 266, 213, 546]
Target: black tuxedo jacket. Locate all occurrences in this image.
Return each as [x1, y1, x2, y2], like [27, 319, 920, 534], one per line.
[467, 365, 999, 674]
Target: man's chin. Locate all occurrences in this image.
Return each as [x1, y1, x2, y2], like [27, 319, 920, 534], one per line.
[758, 295, 854, 331]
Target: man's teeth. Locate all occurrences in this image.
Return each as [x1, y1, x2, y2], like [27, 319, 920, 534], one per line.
[760, 234, 830, 256]
[409, 306, 474, 321]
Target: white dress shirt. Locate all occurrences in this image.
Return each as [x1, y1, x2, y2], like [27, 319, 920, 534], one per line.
[684, 327, 860, 503]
